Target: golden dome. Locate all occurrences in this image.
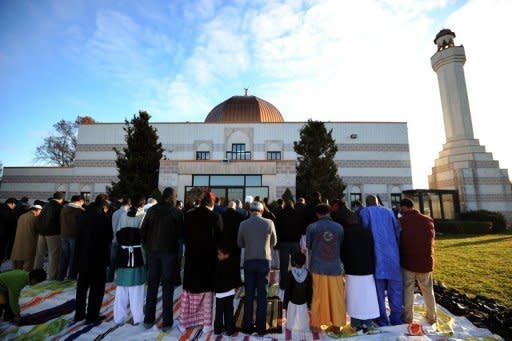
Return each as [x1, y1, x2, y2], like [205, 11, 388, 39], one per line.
[205, 95, 284, 123]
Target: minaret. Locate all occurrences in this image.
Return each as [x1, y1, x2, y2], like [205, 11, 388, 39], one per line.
[431, 29, 474, 142]
[429, 29, 512, 221]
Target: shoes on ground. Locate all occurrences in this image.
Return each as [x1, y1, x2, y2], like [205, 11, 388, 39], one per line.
[161, 324, 173, 333]
[74, 314, 85, 322]
[85, 315, 105, 325]
[241, 326, 253, 335]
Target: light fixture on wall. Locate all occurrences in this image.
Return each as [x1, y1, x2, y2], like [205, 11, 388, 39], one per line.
[350, 134, 358, 139]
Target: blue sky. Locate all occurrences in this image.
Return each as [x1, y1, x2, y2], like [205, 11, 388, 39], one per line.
[1, 0, 511, 188]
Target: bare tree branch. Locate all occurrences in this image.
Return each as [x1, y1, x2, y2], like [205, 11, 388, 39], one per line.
[34, 116, 93, 167]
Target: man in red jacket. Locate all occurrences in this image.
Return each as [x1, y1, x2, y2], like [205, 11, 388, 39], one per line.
[399, 198, 437, 324]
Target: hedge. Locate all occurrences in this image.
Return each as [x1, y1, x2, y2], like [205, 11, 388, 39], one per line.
[434, 220, 493, 234]
[459, 210, 507, 233]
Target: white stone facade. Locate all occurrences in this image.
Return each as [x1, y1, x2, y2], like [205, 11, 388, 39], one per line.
[1, 121, 413, 207]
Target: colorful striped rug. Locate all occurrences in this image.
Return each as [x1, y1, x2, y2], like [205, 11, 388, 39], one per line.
[0, 269, 504, 340]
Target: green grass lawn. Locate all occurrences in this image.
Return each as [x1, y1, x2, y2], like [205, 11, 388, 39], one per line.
[434, 233, 512, 308]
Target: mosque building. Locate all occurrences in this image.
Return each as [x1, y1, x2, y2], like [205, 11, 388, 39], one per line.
[0, 92, 413, 207]
[2, 29, 510, 220]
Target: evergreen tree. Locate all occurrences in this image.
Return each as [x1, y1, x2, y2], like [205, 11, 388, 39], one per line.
[282, 187, 294, 202]
[294, 119, 345, 202]
[109, 111, 164, 197]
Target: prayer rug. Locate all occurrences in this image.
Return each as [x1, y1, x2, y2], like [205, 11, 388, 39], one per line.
[234, 297, 283, 334]
[19, 299, 75, 326]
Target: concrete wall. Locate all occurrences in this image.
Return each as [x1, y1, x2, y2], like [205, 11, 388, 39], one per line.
[1, 121, 413, 205]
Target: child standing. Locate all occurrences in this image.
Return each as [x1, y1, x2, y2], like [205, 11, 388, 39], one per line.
[214, 247, 239, 336]
[283, 251, 312, 332]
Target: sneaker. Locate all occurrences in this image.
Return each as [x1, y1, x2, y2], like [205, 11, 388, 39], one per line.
[143, 322, 153, 330]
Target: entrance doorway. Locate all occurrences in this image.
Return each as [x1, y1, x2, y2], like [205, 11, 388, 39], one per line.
[210, 187, 244, 204]
[184, 175, 269, 207]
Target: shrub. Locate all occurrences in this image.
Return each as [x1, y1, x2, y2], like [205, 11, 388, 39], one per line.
[459, 210, 507, 233]
[434, 220, 493, 234]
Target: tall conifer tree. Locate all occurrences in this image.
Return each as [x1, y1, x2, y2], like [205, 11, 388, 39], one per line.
[109, 111, 164, 197]
[294, 119, 345, 201]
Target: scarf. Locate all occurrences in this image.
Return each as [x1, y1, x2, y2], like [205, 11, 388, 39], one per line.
[291, 266, 308, 283]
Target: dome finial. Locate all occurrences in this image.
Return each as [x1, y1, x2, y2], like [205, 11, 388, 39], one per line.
[434, 28, 456, 51]
[244, 88, 248, 96]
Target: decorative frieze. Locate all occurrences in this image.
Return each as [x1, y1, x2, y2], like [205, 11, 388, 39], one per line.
[343, 176, 413, 185]
[2, 175, 117, 184]
[74, 160, 117, 167]
[336, 160, 410, 168]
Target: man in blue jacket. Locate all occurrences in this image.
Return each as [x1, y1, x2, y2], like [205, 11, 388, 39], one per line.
[360, 195, 402, 326]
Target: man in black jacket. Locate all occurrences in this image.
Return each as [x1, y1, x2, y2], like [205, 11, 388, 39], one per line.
[221, 201, 243, 288]
[276, 200, 302, 290]
[34, 192, 64, 280]
[74, 194, 112, 324]
[140, 187, 183, 331]
[0, 198, 18, 263]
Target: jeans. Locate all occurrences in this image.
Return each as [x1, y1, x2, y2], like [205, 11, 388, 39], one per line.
[58, 238, 76, 281]
[375, 278, 403, 326]
[144, 252, 178, 327]
[243, 259, 270, 333]
[278, 242, 300, 290]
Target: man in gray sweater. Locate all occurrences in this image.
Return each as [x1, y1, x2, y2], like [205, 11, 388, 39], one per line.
[237, 201, 277, 336]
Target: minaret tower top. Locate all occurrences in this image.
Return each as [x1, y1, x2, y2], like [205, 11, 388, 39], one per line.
[434, 28, 456, 51]
[431, 29, 474, 141]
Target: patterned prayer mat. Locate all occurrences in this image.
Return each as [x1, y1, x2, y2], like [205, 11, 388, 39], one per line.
[0, 264, 505, 340]
[234, 297, 283, 334]
[19, 299, 75, 326]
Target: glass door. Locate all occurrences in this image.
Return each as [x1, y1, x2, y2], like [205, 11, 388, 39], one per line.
[210, 187, 227, 205]
[227, 187, 244, 203]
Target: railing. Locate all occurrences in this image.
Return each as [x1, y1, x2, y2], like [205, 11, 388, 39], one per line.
[225, 151, 252, 160]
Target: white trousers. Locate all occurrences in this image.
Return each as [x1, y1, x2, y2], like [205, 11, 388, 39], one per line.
[113, 285, 145, 325]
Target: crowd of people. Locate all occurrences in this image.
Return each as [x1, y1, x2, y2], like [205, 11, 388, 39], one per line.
[0, 188, 437, 336]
